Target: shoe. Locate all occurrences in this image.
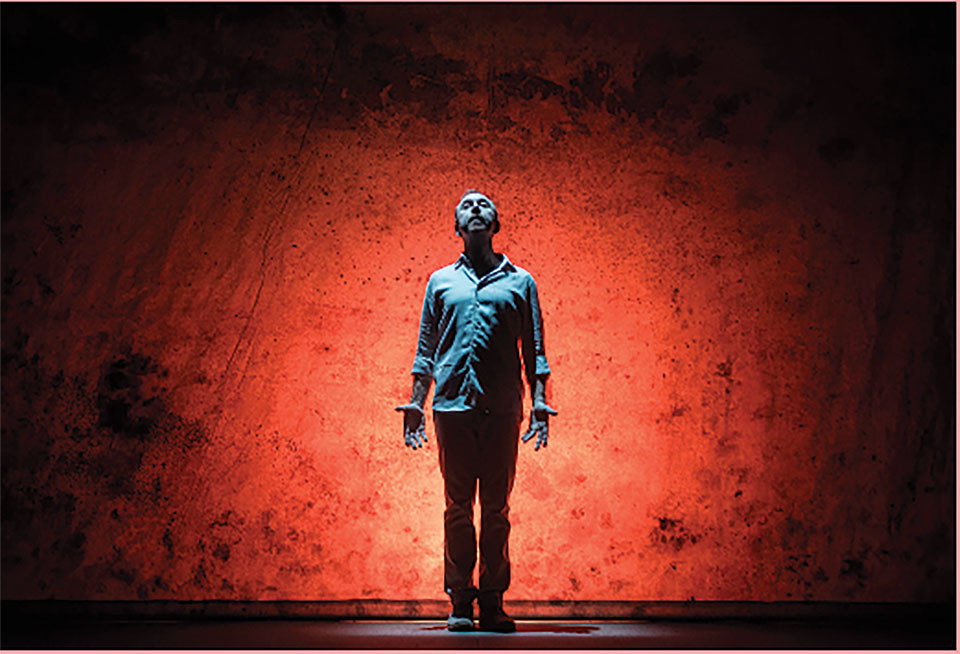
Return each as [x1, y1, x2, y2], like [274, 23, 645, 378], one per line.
[446, 601, 475, 632]
[478, 594, 516, 633]
[447, 612, 474, 631]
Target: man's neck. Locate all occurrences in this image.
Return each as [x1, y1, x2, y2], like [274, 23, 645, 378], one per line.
[463, 240, 500, 278]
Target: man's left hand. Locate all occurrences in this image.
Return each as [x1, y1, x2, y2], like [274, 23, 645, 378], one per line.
[522, 403, 557, 451]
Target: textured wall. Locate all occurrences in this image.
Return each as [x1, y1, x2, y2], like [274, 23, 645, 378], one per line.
[2, 3, 954, 602]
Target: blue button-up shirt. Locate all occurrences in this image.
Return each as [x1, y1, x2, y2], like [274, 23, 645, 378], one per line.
[412, 253, 551, 413]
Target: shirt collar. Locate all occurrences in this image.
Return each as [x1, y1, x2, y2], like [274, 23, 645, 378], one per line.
[455, 253, 516, 275]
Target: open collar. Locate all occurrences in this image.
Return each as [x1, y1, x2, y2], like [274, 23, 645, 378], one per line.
[455, 252, 516, 282]
[455, 253, 515, 272]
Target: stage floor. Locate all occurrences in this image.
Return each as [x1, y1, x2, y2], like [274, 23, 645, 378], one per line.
[3, 616, 955, 649]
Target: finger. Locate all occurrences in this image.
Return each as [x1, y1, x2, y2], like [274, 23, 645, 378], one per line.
[521, 427, 535, 442]
[541, 423, 549, 449]
[534, 427, 542, 451]
[396, 404, 425, 413]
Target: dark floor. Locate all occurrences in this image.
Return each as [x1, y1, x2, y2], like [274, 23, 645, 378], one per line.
[2, 616, 956, 650]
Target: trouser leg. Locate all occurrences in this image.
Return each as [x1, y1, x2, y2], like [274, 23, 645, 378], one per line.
[477, 410, 521, 595]
[434, 411, 479, 601]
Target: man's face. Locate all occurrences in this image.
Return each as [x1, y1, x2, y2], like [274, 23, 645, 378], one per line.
[455, 192, 498, 236]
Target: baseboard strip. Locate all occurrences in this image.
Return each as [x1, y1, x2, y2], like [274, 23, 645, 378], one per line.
[2, 599, 953, 621]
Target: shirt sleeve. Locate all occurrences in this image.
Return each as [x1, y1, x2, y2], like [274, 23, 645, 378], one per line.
[411, 274, 438, 377]
[521, 274, 551, 385]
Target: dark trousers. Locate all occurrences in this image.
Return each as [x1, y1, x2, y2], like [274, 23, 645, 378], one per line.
[434, 408, 521, 604]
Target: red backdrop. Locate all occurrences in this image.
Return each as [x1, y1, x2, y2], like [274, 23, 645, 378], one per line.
[1, 4, 954, 602]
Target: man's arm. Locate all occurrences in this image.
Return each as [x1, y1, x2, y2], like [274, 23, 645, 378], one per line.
[521, 277, 556, 451]
[396, 276, 437, 450]
[520, 276, 551, 385]
[532, 375, 548, 407]
[409, 373, 431, 408]
[522, 374, 557, 450]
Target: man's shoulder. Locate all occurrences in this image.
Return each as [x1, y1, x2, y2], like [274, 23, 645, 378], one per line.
[506, 262, 538, 286]
[426, 261, 461, 286]
[509, 263, 533, 278]
[425, 256, 539, 285]
[431, 260, 461, 276]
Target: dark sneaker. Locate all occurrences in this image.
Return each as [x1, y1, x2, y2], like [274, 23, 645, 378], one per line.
[478, 607, 516, 633]
[478, 596, 516, 633]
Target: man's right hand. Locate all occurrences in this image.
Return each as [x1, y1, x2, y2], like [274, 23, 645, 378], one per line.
[395, 404, 427, 449]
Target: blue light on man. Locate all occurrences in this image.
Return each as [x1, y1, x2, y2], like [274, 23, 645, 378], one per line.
[396, 189, 557, 632]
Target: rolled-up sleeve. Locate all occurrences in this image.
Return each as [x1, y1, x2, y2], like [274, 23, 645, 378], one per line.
[521, 275, 551, 385]
[411, 274, 438, 377]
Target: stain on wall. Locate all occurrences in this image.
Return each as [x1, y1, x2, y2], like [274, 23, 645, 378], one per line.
[1, 3, 954, 602]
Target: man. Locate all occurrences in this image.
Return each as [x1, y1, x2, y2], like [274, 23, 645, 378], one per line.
[396, 189, 557, 633]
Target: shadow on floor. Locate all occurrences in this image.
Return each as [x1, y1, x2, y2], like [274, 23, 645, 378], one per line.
[420, 623, 600, 634]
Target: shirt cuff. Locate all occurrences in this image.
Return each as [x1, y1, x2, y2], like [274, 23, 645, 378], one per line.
[535, 356, 551, 377]
[411, 356, 434, 377]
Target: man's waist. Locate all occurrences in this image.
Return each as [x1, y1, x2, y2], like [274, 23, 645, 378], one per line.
[432, 399, 523, 415]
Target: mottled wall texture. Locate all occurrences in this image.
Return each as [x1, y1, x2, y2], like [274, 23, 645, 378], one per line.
[2, 3, 954, 603]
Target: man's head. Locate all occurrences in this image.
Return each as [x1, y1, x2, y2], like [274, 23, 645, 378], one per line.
[454, 189, 499, 237]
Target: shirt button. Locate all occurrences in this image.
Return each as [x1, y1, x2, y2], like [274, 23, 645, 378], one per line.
[483, 408, 491, 416]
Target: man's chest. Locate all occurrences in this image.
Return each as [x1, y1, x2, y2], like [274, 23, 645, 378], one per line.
[436, 279, 526, 321]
